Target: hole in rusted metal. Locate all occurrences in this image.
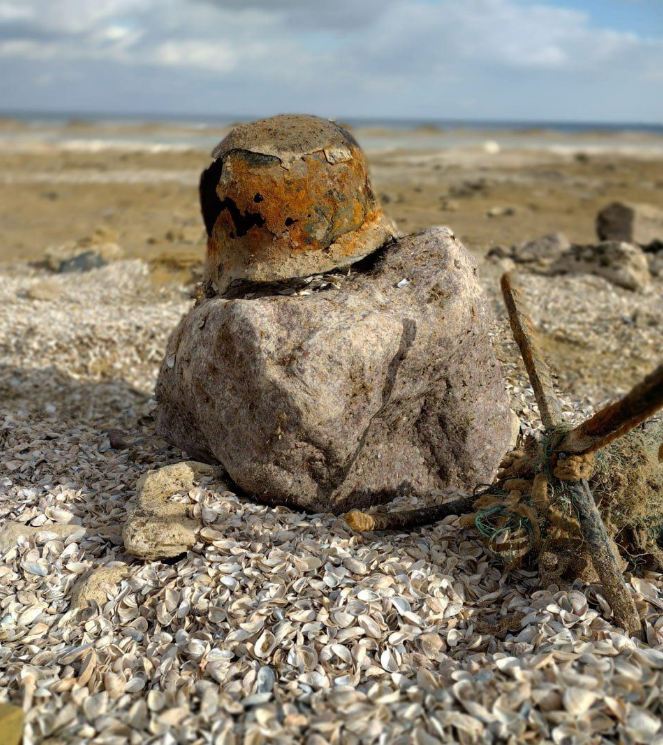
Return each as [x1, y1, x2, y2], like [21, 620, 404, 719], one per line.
[199, 158, 224, 236]
[218, 197, 266, 237]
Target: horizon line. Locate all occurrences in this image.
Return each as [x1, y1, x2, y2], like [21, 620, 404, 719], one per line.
[1, 108, 662, 130]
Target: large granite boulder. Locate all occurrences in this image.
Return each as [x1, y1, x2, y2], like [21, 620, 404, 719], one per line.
[156, 227, 513, 513]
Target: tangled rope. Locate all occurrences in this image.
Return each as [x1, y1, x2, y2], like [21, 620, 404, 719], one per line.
[465, 429, 599, 571]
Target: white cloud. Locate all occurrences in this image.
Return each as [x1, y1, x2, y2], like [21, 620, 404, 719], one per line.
[0, 0, 661, 121]
[152, 40, 237, 72]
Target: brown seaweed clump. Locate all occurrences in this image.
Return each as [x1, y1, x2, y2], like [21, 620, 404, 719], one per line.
[591, 417, 663, 572]
[476, 418, 663, 582]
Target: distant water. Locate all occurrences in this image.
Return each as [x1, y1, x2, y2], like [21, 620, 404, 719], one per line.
[1, 110, 662, 155]
[3, 110, 662, 133]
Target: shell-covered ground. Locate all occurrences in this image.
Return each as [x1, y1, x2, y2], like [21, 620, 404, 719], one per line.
[1, 257, 662, 744]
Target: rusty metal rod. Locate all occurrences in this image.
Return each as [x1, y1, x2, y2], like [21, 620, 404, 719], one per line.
[557, 363, 663, 455]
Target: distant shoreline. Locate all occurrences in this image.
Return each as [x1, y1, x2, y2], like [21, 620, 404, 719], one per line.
[1, 114, 663, 158]
[1, 110, 662, 136]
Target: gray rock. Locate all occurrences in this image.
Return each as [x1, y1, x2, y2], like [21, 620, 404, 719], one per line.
[25, 279, 62, 301]
[551, 241, 651, 292]
[596, 202, 663, 248]
[156, 228, 513, 513]
[512, 232, 570, 265]
[486, 206, 516, 218]
[70, 565, 128, 608]
[45, 241, 124, 273]
[0, 521, 86, 554]
[487, 233, 570, 271]
[123, 461, 221, 560]
[648, 252, 663, 278]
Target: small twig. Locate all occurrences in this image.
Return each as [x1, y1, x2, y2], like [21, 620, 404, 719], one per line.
[571, 479, 641, 635]
[501, 272, 563, 429]
[344, 493, 478, 532]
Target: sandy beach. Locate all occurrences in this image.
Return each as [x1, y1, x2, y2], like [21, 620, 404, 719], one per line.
[1, 119, 663, 743]
[2, 119, 663, 270]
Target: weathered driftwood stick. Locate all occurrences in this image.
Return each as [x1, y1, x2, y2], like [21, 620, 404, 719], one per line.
[500, 271, 641, 635]
[558, 362, 663, 455]
[570, 479, 641, 635]
[344, 493, 478, 532]
[500, 272, 563, 429]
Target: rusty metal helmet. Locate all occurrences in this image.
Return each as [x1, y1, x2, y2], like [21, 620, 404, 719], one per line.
[200, 114, 397, 292]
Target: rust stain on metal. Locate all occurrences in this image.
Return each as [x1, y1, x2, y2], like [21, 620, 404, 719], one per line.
[200, 114, 397, 292]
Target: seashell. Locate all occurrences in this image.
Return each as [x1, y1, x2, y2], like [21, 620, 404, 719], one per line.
[633, 647, 663, 669]
[255, 666, 276, 694]
[331, 610, 354, 628]
[358, 615, 381, 639]
[343, 558, 368, 575]
[419, 633, 443, 657]
[22, 561, 48, 577]
[626, 708, 661, 741]
[82, 692, 108, 720]
[18, 604, 43, 626]
[380, 649, 399, 673]
[563, 687, 597, 716]
[46, 507, 75, 523]
[147, 689, 166, 712]
[391, 597, 411, 615]
[77, 650, 97, 686]
[254, 631, 276, 659]
[103, 672, 126, 699]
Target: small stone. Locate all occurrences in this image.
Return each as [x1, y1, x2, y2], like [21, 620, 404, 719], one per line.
[440, 199, 460, 212]
[25, 279, 61, 301]
[551, 241, 651, 292]
[512, 232, 570, 266]
[123, 461, 221, 560]
[486, 245, 511, 261]
[0, 521, 85, 554]
[123, 513, 198, 560]
[648, 252, 663, 278]
[70, 565, 129, 608]
[45, 242, 124, 273]
[486, 206, 515, 218]
[108, 429, 133, 450]
[596, 201, 663, 247]
[0, 703, 23, 745]
[135, 461, 220, 512]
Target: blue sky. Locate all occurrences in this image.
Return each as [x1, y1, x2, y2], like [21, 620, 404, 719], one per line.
[0, 0, 661, 123]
